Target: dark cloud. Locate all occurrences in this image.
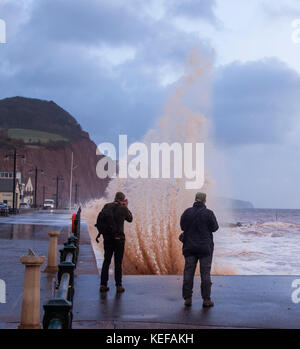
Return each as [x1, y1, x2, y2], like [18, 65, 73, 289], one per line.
[24, 0, 218, 46]
[0, 1, 213, 147]
[212, 58, 300, 146]
[26, 0, 152, 45]
[3, 0, 299, 152]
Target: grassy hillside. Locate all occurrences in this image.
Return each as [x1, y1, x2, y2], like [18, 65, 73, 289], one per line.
[0, 96, 86, 140]
[7, 128, 68, 143]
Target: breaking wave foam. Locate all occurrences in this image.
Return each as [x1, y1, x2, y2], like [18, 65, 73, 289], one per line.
[83, 51, 236, 275]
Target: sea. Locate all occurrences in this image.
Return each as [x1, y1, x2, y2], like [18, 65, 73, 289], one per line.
[214, 209, 300, 275]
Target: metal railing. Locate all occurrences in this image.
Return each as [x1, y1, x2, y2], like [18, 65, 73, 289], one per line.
[42, 207, 81, 329]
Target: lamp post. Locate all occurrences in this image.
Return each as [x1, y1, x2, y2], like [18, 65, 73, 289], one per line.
[4, 149, 25, 213]
[42, 185, 45, 203]
[13, 150, 16, 212]
[74, 183, 80, 204]
[29, 168, 44, 209]
[55, 176, 64, 209]
[69, 152, 78, 210]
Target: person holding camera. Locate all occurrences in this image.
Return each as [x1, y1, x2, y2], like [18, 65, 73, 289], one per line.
[95, 192, 133, 293]
[180, 192, 219, 307]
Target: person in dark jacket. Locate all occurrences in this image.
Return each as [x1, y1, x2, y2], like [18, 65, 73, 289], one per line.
[96, 192, 133, 293]
[180, 192, 219, 307]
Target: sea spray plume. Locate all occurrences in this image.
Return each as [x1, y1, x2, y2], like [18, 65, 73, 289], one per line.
[82, 50, 236, 275]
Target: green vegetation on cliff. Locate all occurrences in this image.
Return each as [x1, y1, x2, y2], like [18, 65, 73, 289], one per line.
[0, 96, 88, 144]
[7, 128, 68, 143]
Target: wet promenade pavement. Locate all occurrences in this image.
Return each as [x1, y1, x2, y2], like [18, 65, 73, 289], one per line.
[72, 275, 300, 329]
[0, 211, 299, 329]
[0, 210, 98, 329]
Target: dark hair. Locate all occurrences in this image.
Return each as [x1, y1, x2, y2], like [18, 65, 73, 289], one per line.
[114, 192, 125, 202]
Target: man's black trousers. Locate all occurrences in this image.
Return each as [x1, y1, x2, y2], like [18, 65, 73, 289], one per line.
[182, 252, 213, 300]
[100, 238, 125, 287]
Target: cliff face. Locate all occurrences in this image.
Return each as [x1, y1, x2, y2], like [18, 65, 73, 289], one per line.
[3, 140, 108, 207]
[0, 97, 109, 207]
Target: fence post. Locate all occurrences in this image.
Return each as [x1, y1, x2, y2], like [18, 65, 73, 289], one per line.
[74, 208, 81, 239]
[44, 231, 60, 273]
[18, 249, 45, 329]
[59, 240, 78, 265]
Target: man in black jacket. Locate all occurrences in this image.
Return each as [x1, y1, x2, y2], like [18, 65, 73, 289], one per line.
[96, 192, 133, 293]
[180, 192, 219, 307]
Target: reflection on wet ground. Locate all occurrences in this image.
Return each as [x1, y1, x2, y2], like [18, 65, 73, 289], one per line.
[0, 212, 72, 248]
[0, 210, 72, 240]
[0, 210, 72, 227]
[0, 223, 64, 240]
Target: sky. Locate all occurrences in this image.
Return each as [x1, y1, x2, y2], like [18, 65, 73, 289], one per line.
[1, 0, 300, 208]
